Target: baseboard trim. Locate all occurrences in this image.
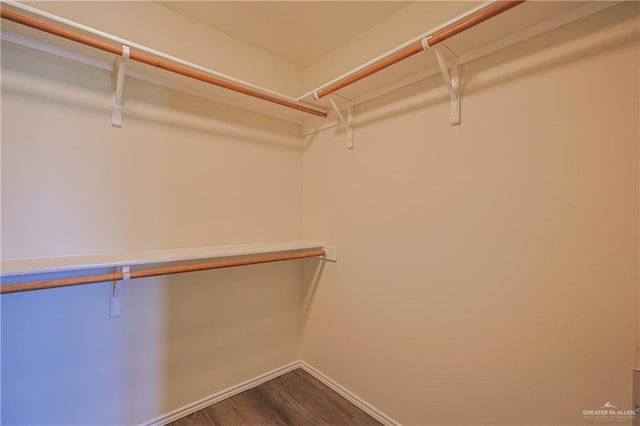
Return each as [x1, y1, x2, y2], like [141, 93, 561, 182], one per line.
[142, 361, 301, 426]
[143, 359, 400, 426]
[299, 361, 401, 426]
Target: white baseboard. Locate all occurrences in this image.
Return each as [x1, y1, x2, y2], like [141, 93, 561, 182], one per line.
[142, 361, 301, 426]
[299, 361, 401, 426]
[142, 359, 400, 426]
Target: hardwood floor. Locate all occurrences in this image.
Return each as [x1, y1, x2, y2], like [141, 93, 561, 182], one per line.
[168, 368, 383, 426]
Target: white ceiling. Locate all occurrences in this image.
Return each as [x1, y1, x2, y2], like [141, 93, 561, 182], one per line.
[157, 1, 412, 67]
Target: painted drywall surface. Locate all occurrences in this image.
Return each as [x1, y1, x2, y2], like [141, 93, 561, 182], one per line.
[301, 3, 639, 425]
[26, 1, 304, 96]
[1, 40, 304, 424]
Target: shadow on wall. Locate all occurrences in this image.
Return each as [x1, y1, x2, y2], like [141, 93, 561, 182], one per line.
[0, 258, 309, 424]
[158, 261, 304, 418]
[0, 43, 302, 151]
[460, 2, 640, 99]
[123, 78, 302, 151]
[301, 258, 326, 325]
[351, 3, 640, 131]
[0, 273, 167, 425]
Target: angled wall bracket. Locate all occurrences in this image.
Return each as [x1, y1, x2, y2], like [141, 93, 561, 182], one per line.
[433, 44, 460, 126]
[110, 265, 130, 318]
[112, 45, 130, 128]
[327, 95, 354, 150]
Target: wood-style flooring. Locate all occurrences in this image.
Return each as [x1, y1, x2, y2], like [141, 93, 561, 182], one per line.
[168, 368, 383, 426]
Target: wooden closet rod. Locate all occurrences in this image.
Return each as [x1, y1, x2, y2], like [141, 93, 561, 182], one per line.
[0, 7, 328, 118]
[0, 249, 326, 294]
[314, 0, 526, 99]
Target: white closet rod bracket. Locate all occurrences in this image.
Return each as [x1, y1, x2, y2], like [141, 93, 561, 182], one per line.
[112, 45, 130, 128]
[110, 265, 130, 318]
[434, 44, 460, 126]
[327, 95, 354, 150]
[323, 246, 338, 262]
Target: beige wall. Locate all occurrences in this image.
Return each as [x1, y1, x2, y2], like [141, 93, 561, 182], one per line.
[301, 3, 639, 425]
[1, 39, 304, 424]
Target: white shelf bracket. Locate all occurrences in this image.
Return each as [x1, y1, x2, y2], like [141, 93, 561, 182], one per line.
[434, 44, 460, 126]
[112, 45, 130, 128]
[110, 265, 130, 318]
[328, 95, 354, 150]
